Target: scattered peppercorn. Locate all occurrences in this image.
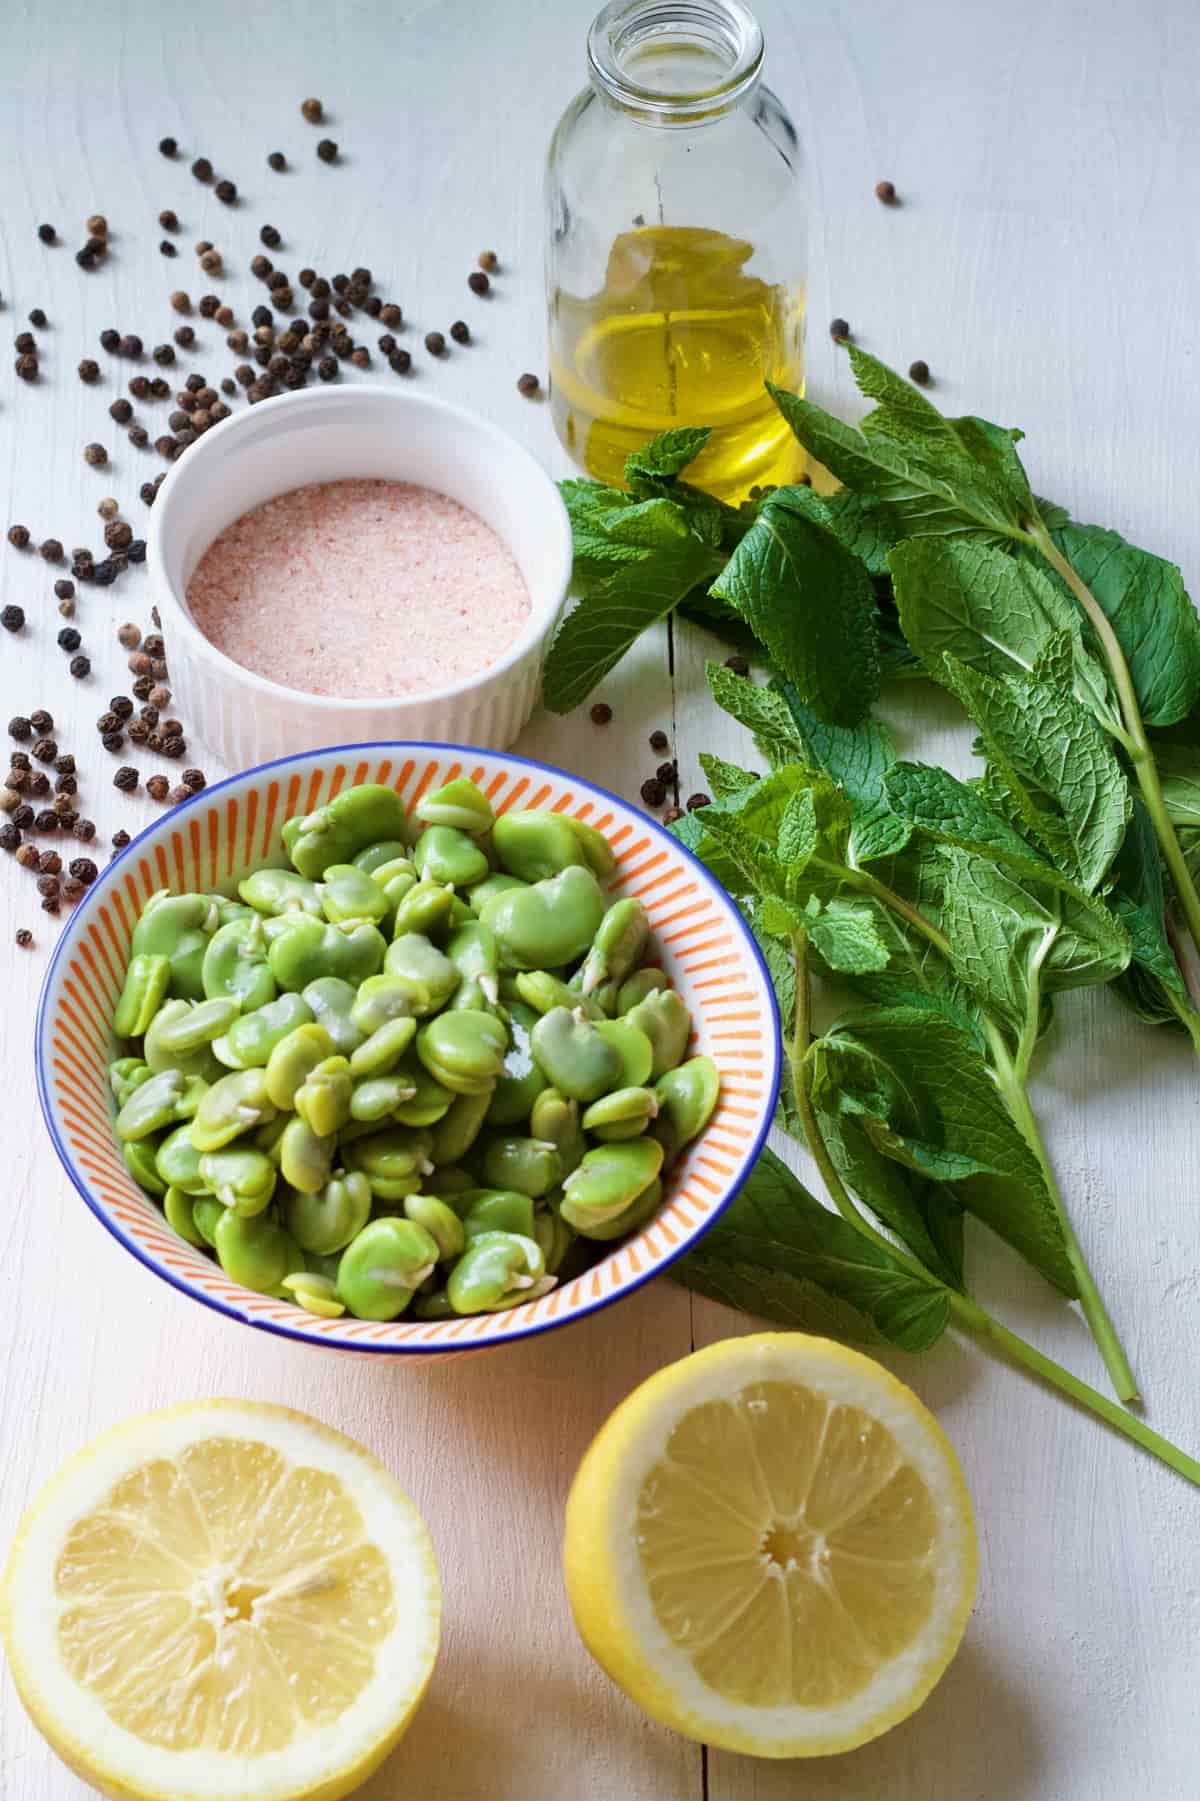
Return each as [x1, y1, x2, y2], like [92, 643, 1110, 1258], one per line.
[199, 249, 222, 276]
[8, 717, 30, 741]
[467, 271, 490, 296]
[69, 654, 90, 678]
[215, 178, 238, 205]
[875, 179, 897, 204]
[656, 760, 678, 783]
[83, 443, 108, 467]
[590, 702, 613, 725]
[72, 819, 96, 842]
[28, 309, 47, 332]
[114, 766, 138, 791]
[259, 224, 282, 249]
[29, 710, 52, 733]
[363, 295, 382, 318]
[648, 729, 670, 751]
[517, 372, 540, 397]
[7, 525, 30, 550]
[830, 317, 851, 342]
[69, 857, 98, 885]
[424, 330, 446, 356]
[75, 248, 97, 270]
[14, 330, 36, 355]
[14, 837, 37, 861]
[317, 356, 338, 381]
[640, 777, 666, 807]
[86, 213, 108, 238]
[35, 811, 60, 833]
[379, 302, 402, 328]
[127, 715, 150, 739]
[128, 376, 150, 400]
[159, 135, 178, 157]
[686, 791, 710, 811]
[182, 768, 206, 792]
[56, 626, 82, 652]
[267, 150, 287, 173]
[15, 928, 33, 947]
[28, 772, 50, 797]
[112, 828, 131, 849]
[449, 320, 470, 344]
[662, 805, 684, 825]
[908, 358, 931, 385]
[301, 96, 324, 121]
[105, 522, 133, 552]
[191, 156, 213, 182]
[0, 822, 22, 852]
[1, 605, 25, 633]
[15, 352, 39, 381]
[162, 736, 186, 760]
[36, 873, 60, 898]
[350, 347, 370, 369]
[724, 653, 750, 676]
[37, 222, 56, 244]
[146, 773, 170, 801]
[316, 138, 338, 163]
[478, 250, 499, 272]
[100, 731, 123, 752]
[38, 849, 62, 875]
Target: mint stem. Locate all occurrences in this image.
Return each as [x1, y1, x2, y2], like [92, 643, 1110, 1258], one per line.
[1028, 520, 1200, 959]
[788, 939, 1200, 1486]
[950, 1294, 1200, 1487]
[985, 1024, 1139, 1405]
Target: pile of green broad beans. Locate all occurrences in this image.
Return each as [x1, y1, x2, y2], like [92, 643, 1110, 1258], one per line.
[108, 779, 720, 1321]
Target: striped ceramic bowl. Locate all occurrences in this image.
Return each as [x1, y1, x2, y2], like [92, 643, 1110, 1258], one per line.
[35, 744, 781, 1355]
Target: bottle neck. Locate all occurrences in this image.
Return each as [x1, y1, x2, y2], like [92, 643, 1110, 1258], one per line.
[587, 0, 764, 125]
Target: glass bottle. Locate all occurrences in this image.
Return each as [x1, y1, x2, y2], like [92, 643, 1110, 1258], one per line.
[546, 0, 806, 502]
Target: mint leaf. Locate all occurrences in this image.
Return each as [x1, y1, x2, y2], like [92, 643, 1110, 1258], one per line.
[939, 658, 1131, 893]
[890, 536, 1122, 735]
[673, 1147, 950, 1352]
[883, 761, 1056, 878]
[814, 1102, 964, 1288]
[805, 897, 892, 975]
[1052, 522, 1200, 728]
[768, 350, 1031, 543]
[624, 427, 711, 484]
[1111, 795, 1191, 1023]
[542, 511, 720, 714]
[774, 683, 910, 864]
[711, 489, 880, 724]
[705, 663, 811, 769]
[938, 848, 1131, 1044]
[697, 751, 758, 800]
[810, 1005, 1076, 1294]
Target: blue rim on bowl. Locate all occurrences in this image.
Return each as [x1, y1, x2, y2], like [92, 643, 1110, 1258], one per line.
[35, 742, 781, 1354]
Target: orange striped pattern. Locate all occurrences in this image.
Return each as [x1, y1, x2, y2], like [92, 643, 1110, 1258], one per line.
[38, 749, 780, 1354]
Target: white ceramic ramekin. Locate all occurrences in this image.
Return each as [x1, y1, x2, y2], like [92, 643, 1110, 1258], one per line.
[147, 387, 573, 767]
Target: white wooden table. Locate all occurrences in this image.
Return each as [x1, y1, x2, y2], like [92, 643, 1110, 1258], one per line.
[1, 1, 1198, 1796]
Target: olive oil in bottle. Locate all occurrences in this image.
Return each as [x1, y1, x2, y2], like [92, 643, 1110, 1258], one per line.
[550, 224, 805, 499]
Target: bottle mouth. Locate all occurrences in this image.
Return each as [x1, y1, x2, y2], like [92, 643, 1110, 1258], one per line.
[588, 0, 764, 122]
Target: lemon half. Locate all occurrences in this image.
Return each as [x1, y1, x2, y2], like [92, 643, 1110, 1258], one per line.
[564, 1333, 976, 1758]
[2, 1400, 440, 1801]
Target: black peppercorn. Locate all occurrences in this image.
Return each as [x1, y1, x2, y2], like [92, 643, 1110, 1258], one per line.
[15, 352, 39, 380]
[54, 754, 75, 775]
[830, 317, 851, 342]
[128, 376, 151, 401]
[215, 178, 238, 205]
[590, 703, 613, 725]
[14, 330, 36, 355]
[162, 736, 186, 760]
[39, 538, 64, 563]
[38, 222, 56, 244]
[267, 150, 287, 172]
[112, 828, 130, 848]
[0, 822, 22, 852]
[159, 238, 177, 257]
[108, 397, 134, 426]
[69, 857, 98, 885]
[75, 247, 97, 269]
[129, 538, 147, 564]
[317, 356, 338, 381]
[36, 874, 60, 898]
[146, 774, 170, 801]
[478, 250, 499, 272]
[656, 760, 678, 784]
[875, 178, 898, 204]
[128, 713, 150, 738]
[28, 772, 50, 797]
[159, 135, 178, 156]
[35, 811, 60, 833]
[267, 268, 289, 291]
[1, 605, 25, 632]
[72, 819, 96, 843]
[55, 774, 77, 797]
[424, 331, 446, 356]
[7, 525, 30, 550]
[83, 443, 108, 467]
[100, 731, 124, 752]
[29, 710, 52, 733]
[301, 96, 323, 122]
[260, 223, 282, 248]
[77, 358, 101, 384]
[119, 334, 143, 359]
[15, 928, 33, 947]
[517, 372, 540, 397]
[449, 320, 470, 344]
[69, 654, 91, 678]
[8, 717, 31, 740]
[38, 849, 62, 874]
[191, 156, 213, 182]
[686, 791, 711, 811]
[379, 303, 402, 329]
[154, 436, 178, 461]
[364, 295, 382, 318]
[648, 729, 670, 752]
[114, 766, 139, 791]
[316, 138, 338, 163]
[57, 626, 82, 652]
[640, 777, 666, 808]
[350, 347, 370, 368]
[182, 769, 206, 792]
[908, 359, 931, 386]
[467, 271, 490, 297]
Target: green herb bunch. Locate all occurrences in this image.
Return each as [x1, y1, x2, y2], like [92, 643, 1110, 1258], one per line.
[544, 350, 1200, 1486]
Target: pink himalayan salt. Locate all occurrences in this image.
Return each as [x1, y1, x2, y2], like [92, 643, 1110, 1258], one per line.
[186, 478, 530, 698]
